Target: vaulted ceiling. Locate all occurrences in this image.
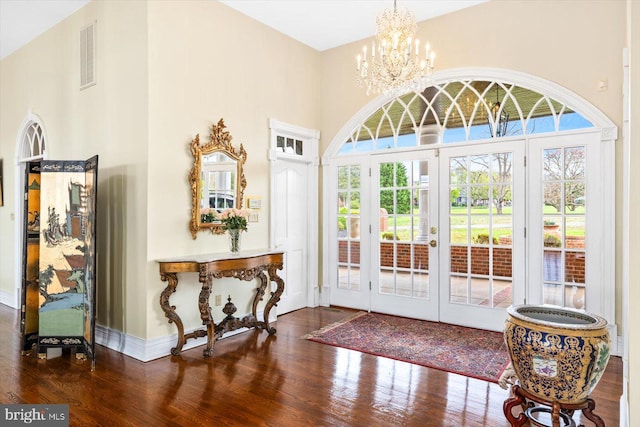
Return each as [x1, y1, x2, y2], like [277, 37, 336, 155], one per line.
[0, 0, 487, 60]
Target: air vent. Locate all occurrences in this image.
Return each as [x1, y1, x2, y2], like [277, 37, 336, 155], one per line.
[80, 21, 97, 90]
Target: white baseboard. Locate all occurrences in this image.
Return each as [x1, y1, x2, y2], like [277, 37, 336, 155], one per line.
[0, 290, 18, 309]
[620, 378, 629, 427]
[617, 335, 624, 357]
[95, 310, 271, 362]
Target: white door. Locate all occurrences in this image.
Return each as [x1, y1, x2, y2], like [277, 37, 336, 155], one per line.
[370, 151, 439, 320]
[438, 141, 525, 331]
[271, 159, 309, 314]
[527, 132, 602, 312]
[329, 158, 372, 310]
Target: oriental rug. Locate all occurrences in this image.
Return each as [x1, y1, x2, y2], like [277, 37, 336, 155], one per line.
[302, 311, 510, 383]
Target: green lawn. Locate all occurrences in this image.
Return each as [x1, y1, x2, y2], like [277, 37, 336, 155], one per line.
[379, 205, 585, 242]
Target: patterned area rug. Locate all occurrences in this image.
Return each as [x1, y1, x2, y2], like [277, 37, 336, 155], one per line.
[303, 311, 510, 383]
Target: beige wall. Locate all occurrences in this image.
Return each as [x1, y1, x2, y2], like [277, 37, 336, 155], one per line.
[0, 0, 321, 342]
[626, 0, 639, 420]
[144, 0, 321, 338]
[0, 0, 150, 338]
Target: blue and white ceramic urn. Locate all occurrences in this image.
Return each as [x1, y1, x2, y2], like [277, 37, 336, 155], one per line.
[503, 304, 610, 404]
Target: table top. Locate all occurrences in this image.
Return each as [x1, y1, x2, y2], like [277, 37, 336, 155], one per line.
[155, 248, 284, 264]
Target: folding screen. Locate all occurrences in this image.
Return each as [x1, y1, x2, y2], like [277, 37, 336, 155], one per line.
[20, 156, 98, 368]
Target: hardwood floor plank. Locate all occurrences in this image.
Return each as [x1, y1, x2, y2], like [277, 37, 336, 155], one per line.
[0, 304, 622, 426]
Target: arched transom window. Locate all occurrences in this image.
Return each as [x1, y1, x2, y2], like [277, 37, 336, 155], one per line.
[21, 121, 47, 160]
[339, 80, 593, 154]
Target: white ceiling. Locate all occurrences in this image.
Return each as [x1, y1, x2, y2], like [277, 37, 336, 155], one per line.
[0, 0, 91, 60]
[219, 0, 487, 51]
[0, 0, 486, 60]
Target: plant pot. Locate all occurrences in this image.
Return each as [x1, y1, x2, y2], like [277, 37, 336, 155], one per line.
[544, 224, 561, 240]
[503, 304, 610, 404]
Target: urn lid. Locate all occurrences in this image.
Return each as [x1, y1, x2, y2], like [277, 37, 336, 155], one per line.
[507, 304, 608, 330]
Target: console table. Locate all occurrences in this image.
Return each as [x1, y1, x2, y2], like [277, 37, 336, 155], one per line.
[156, 249, 284, 358]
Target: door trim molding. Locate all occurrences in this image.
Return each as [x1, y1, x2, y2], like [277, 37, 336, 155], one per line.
[268, 119, 320, 308]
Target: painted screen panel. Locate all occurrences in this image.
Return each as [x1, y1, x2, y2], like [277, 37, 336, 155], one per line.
[38, 161, 87, 338]
[20, 162, 41, 352]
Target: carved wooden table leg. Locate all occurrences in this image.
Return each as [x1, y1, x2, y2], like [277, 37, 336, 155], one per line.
[581, 398, 605, 427]
[252, 270, 268, 320]
[198, 266, 215, 358]
[503, 385, 530, 427]
[263, 262, 285, 335]
[160, 272, 185, 356]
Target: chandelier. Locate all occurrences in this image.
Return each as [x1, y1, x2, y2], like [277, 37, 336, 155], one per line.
[488, 86, 509, 137]
[356, 0, 435, 96]
[446, 85, 510, 137]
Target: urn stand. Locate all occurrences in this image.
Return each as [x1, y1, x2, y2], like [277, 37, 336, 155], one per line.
[502, 305, 610, 427]
[503, 384, 604, 427]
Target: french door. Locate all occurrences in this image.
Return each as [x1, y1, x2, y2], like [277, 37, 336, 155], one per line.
[331, 158, 372, 310]
[527, 132, 602, 312]
[438, 141, 525, 331]
[330, 142, 525, 331]
[370, 151, 439, 320]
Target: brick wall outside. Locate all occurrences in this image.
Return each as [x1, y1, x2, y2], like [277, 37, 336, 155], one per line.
[338, 240, 583, 282]
[338, 240, 361, 264]
[379, 242, 429, 269]
[565, 251, 586, 283]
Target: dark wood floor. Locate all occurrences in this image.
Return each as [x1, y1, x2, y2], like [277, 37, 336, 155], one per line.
[0, 304, 622, 427]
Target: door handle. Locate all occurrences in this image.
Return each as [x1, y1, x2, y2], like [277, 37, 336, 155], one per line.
[430, 239, 437, 248]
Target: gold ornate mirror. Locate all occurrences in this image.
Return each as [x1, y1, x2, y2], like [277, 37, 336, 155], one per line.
[189, 119, 247, 239]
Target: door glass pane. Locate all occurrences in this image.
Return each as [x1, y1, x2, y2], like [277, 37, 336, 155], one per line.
[543, 148, 562, 180]
[448, 151, 513, 308]
[565, 182, 585, 214]
[564, 285, 585, 310]
[378, 159, 431, 300]
[543, 283, 563, 305]
[493, 279, 513, 308]
[471, 277, 490, 305]
[450, 275, 468, 303]
[337, 165, 361, 291]
[451, 245, 468, 274]
[541, 146, 587, 308]
[451, 216, 469, 244]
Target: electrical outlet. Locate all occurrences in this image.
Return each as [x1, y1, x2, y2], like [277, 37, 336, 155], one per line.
[215, 295, 222, 306]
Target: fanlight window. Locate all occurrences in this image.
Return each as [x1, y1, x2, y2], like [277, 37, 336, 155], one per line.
[21, 121, 47, 159]
[339, 80, 593, 154]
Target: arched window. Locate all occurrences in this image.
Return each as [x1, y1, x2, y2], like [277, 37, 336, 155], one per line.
[338, 79, 594, 155]
[19, 114, 47, 161]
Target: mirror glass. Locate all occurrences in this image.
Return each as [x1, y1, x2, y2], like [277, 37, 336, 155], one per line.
[190, 119, 246, 238]
[202, 152, 236, 211]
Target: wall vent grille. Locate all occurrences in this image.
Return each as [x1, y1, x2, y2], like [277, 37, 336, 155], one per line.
[80, 21, 96, 90]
